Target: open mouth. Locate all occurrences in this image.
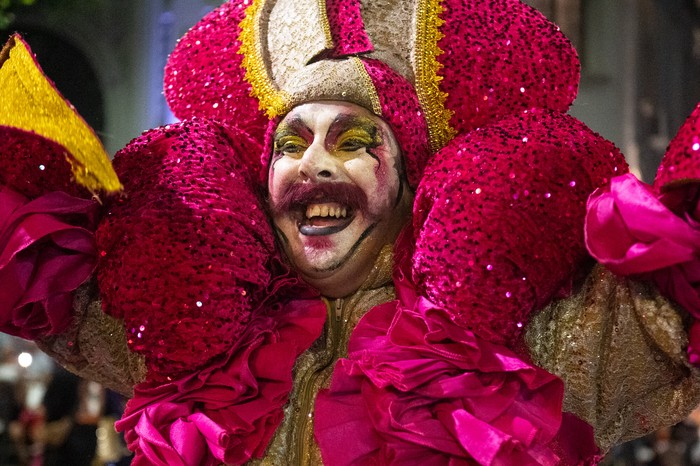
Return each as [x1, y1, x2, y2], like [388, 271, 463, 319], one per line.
[297, 202, 354, 236]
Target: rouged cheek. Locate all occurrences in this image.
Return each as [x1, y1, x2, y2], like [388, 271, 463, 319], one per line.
[373, 157, 390, 186]
[373, 161, 401, 212]
[267, 160, 293, 206]
[373, 145, 402, 195]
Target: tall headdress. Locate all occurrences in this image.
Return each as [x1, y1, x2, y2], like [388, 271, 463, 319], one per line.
[164, 0, 580, 186]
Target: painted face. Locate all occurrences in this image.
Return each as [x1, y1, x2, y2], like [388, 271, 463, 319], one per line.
[268, 101, 412, 297]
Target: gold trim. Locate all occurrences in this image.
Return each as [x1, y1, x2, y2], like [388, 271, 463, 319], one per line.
[317, 0, 334, 50]
[351, 57, 382, 116]
[0, 35, 121, 193]
[414, 0, 456, 152]
[239, 0, 292, 117]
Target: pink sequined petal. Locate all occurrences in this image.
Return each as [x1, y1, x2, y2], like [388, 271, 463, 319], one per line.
[164, 1, 268, 143]
[655, 102, 700, 192]
[412, 109, 626, 344]
[96, 119, 274, 379]
[439, 0, 580, 134]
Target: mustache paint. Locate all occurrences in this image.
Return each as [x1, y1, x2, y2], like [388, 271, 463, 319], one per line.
[270, 182, 368, 216]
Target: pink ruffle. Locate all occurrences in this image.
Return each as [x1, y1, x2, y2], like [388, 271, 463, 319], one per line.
[116, 297, 326, 466]
[0, 185, 98, 339]
[586, 173, 700, 364]
[586, 173, 700, 314]
[315, 276, 573, 465]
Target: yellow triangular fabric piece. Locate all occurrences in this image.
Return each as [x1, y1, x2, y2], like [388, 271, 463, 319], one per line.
[0, 34, 121, 193]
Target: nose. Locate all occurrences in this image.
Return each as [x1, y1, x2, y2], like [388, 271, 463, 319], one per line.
[298, 142, 336, 181]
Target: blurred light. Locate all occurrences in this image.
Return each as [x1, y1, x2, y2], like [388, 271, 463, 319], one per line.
[18, 352, 32, 368]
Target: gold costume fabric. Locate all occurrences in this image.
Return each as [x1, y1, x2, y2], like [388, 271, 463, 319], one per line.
[527, 265, 700, 452]
[39, 257, 700, 463]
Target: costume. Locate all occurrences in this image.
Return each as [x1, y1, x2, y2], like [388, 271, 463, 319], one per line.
[2, 0, 700, 465]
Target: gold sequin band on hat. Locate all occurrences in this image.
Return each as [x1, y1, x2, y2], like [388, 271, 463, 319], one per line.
[317, 0, 334, 50]
[352, 57, 383, 117]
[415, 0, 457, 152]
[239, 0, 293, 117]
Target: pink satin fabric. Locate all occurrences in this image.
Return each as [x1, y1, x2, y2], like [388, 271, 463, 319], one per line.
[0, 184, 98, 339]
[116, 298, 326, 466]
[315, 270, 584, 465]
[586, 173, 700, 363]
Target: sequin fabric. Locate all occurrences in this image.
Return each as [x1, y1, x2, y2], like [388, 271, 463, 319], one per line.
[96, 119, 276, 380]
[326, 0, 373, 57]
[0, 35, 120, 193]
[655, 103, 700, 192]
[0, 126, 90, 200]
[527, 264, 700, 452]
[437, 0, 579, 135]
[38, 279, 146, 398]
[164, 2, 268, 143]
[412, 110, 627, 345]
[362, 59, 431, 188]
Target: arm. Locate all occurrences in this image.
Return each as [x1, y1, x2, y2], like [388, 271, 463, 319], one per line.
[36, 279, 145, 398]
[538, 102, 700, 451]
[526, 264, 700, 452]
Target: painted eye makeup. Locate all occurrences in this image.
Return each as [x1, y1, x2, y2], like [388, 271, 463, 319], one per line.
[274, 135, 308, 156]
[335, 128, 377, 152]
[331, 119, 383, 155]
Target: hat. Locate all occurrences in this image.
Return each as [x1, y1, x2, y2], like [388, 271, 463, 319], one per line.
[164, 0, 579, 186]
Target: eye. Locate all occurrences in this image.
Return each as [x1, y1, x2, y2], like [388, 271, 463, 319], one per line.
[274, 136, 308, 157]
[334, 127, 380, 154]
[337, 138, 368, 152]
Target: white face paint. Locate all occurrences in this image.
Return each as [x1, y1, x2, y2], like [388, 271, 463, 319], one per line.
[268, 101, 412, 297]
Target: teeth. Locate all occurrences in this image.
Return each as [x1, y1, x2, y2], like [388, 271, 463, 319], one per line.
[307, 205, 321, 218]
[305, 203, 348, 219]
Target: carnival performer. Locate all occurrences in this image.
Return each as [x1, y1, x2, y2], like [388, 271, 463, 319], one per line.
[2, 0, 700, 464]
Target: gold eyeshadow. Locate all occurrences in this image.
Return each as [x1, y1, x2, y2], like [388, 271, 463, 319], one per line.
[274, 134, 308, 155]
[332, 118, 382, 153]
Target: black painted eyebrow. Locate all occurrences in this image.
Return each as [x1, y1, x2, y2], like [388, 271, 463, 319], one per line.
[273, 116, 311, 145]
[327, 114, 379, 143]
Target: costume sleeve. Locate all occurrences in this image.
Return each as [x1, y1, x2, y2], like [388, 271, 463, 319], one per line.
[36, 279, 146, 397]
[0, 34, 119, 344]
[526, 264, 700, 452]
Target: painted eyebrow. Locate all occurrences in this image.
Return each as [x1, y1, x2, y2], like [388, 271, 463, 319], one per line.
[327, 114, 379, 143]
[273, 116, 312, 144]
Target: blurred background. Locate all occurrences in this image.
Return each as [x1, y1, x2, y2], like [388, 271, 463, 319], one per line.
[0, 0, 699, 464]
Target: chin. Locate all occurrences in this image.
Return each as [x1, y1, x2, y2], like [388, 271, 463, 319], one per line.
[303, 248, 347, 273]
[289, 233, 382, 297]
[299, 262, 370, 298]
